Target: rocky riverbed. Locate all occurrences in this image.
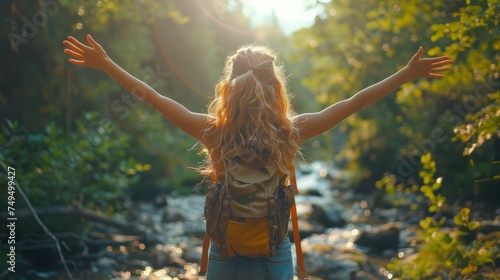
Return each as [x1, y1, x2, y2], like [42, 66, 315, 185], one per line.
[5, 162, 500, 280]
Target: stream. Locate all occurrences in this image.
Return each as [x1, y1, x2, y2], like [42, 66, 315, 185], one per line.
[7, 161, 498, 280]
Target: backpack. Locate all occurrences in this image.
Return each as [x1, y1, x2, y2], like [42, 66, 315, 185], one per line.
[199, 147, 308, 279]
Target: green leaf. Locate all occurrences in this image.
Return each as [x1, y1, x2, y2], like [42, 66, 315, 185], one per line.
[420, 217, 432, 229]
[423, 175, 432, 185]
[427, 46, 443, 56]
[461, 264, 476, 275]
[475, 254, 493, 266]
[421, 153, 432, 165]
[420, 185, 432, 193]
[442, 233, 452, 244]
[468, 222, 479, 231]
[431, 181, 442, 191]
[454, 213, 464, 226]
[454, 208, 471, 226]
[460, 208, 471, 217]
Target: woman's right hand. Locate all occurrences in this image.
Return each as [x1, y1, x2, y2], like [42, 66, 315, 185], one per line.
[404, 46, 453, 79]
[63, 34, 111, 71]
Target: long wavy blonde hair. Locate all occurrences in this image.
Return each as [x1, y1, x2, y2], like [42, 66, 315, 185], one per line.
[201, 45, 300, 178]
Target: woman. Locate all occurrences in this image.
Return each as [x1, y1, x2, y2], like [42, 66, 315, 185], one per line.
[63, 34, 452, 279]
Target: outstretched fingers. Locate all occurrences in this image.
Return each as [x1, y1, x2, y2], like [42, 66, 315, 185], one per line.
[63, 40, 84, 53]
[422, 55, 451, 61]
[430, 59, 454, 67]
[431, 66, 452, 72]
[63, 48, 84, 60]
[427, 65, 452, 78]
[68, 58, 86, 66]
[427, 73, 445, 79]
[67, 36, 90, 51]
[86, 34, 103, 52]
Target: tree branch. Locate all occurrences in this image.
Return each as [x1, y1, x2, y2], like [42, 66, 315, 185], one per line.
[0, 205, 148, 236]
[0, 161, 74, 280]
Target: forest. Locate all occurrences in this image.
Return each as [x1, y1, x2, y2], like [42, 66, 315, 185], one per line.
[0, 0, 499, 279]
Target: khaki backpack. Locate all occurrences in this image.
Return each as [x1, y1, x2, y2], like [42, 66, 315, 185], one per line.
[199, 147, 307, 279]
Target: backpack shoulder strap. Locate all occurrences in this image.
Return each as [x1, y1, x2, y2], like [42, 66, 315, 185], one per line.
[290, 165, 308, 280]
[199, 171, 218, 276]
[199, 232, 210, 275]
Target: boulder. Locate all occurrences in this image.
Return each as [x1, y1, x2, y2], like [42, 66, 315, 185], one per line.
[354, 222, 400, 251]
[309, 203, 347, 228]
[289, 219, 325, 241]
[300, 242, 384, 280]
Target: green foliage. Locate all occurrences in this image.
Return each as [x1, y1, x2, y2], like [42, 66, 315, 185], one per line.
[2, 0, 257, 201]
[0, 113, 145, 216]
[289, 0, 458, 189]
[418, 153, 446, 213]
[375, 153, 446, 211]
[427, 0, 500, 156]
[289, 0, 499, 198]
[385, 154, 499, 279]
[389, 222, 499, 279]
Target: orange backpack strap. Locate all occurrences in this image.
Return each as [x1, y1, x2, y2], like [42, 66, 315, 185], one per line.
[290, 165, 308, 279]
[199, 171, 218, 275]
[199, 232, 211, 275]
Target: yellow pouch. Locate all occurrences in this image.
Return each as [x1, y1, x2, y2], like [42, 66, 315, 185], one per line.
[225, 218, 270, 257]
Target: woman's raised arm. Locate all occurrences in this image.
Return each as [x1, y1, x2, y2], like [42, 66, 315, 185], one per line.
[63, 34, 211, 140]
[294, 47, 453, 143]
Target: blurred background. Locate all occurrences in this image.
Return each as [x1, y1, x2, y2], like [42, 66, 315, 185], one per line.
[0, 0, 499, 279]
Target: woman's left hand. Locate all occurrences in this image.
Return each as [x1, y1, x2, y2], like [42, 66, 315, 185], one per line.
[63, 34, 111, 71]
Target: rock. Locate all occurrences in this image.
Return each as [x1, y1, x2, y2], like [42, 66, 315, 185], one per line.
[354, 222, 400, 251]
[126, 259, 152, 271]
[295, 195, 349, 229]
[182, 246, 203, 263]
[309, 203, 347, 228]
[302, 189, 323, 197]
[355, 270, 382, 280]
[478, 220, 500, 235]
[170, 256, 187, 268]
[289, 219, 325, 241]
[154, 194, 169, 207]
[183, 221, 206, 238]
[164, 212, 186, 223]
[296, 161, 341, 197]
[399, 225, 419, 248]
[151, 249, 171, 269]
[94, 257, 119, 273]
[26, 270, 58, 279]
[373, 208, 398, 223]
[164, 196, 205, 223]
[301, 242, 384, 280]
[138, 202, 156, 213]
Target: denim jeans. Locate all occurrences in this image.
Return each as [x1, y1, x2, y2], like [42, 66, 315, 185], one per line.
[207, 238, 293, 280]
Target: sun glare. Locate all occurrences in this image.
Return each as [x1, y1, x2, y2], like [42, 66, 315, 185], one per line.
[241, 0, 320, 34]
[243, 0, 307, 19]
